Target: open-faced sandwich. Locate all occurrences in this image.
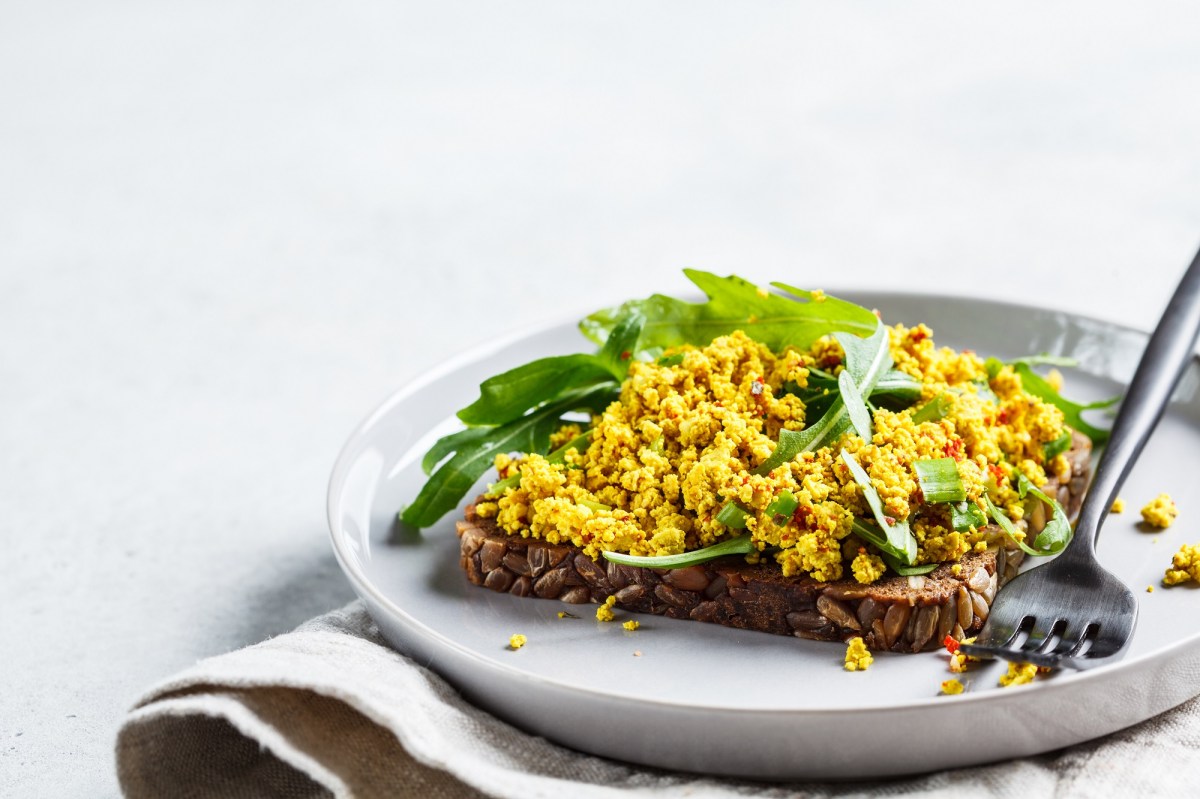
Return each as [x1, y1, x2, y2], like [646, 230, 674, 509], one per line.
[401, 272, 1109, 652]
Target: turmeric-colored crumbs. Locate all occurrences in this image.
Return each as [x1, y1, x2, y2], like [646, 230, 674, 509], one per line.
[844, 636, 874, 671]
[1111, 497, 1125, 513]
[508, 634, 527, 650]
[998, 662, 1038, 687]
[595, 596, 617, 622]
[1141, 494, 1178, 529]
[477, 325, 1066, 584]
[941, 679, 964, 695]
[1163, 543, 1200, 586]
[622, 620, 640, 631]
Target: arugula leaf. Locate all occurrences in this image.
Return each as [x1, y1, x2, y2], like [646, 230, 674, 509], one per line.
[950, 500, 988, 532]
[401, 385, 615, 527]
[580, 270, 878, 353]
[1015, 472, 1073, 554]
[839, 370, 873, 441]
[753, 321, 892, 475]
[983, 494, 1044, 558]
[911, 393, 952, 424]
[1012, 363, 1117, 445]
[841, 450, 918, 565]
[421, 425, 493, 476]
[456, 356, 615, 426]
[595, 310, 645, 380]
[1043, 429, 1072, 461]
[601, 534, 755, 569]
[849, 519, 927, 572]
[458, 312, 643, 427]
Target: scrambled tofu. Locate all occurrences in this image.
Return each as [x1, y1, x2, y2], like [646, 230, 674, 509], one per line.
[1111, 497, 1125, 513]
[595, 596, 617, 622]
[622, 620, 640, 631]
[941, 679, 964, 695]
[1163, 543, 1200, 586]
[1141, 494, 1178, 529]
[843, 636, 874, 671]
[508, 634, 527, 650]
[998, 662, 1039, 687]
[477, 325, 1066, 584]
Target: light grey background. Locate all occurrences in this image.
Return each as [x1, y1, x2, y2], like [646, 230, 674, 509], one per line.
[4, 1, 1200, 795]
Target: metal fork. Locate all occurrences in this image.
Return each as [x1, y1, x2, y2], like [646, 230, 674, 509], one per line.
[961, 246, 1200, 670]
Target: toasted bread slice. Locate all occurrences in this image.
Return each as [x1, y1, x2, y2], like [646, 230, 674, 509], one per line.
[456, 431, 1091, 652]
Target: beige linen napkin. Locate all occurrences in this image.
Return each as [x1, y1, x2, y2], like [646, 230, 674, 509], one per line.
[116, 602, 1200, 799]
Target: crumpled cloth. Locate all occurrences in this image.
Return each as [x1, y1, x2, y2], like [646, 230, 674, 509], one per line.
[116, 602, 1200, 798]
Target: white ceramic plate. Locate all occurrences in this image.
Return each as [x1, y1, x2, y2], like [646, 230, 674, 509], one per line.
[328, 293, 1200, 780]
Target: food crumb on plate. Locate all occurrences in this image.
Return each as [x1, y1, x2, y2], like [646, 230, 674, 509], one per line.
[843, 636, 873, 672]
[1141, 493, 1178, 528]
[1111, 497, 1125, 513]
[596, 595, 617, 622]
[945, 635, 980, 673]
[941, 679, 964, 695]
[1147, 585, 1155, 593]
[1163, 543, 1200, 586]
[998, 662, 1038, 687]
[508, 634, 527, 650]
[622, 620, 640, 631]
[633, 650, 642, 657]
[557, 611, 579, 619]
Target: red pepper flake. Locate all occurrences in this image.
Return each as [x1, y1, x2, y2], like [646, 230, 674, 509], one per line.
[792, 504, 814, 529]
[884, 515, 896, 526]
[910, 329, 928, 343]
[620, 350, 631, 361]
[943, 438, 965, 461]
[944, 635, 960, 654]
[989, 463, 1006, 483]
[997, 409, 1010, 425]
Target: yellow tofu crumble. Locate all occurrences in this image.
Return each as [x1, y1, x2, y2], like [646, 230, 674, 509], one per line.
[508, 634, 527, 650]
[998, 662, 1038, 687]
[596, 595, 617, 622]
[1163, 543, 1200, 586]
[476, 325, 1067, 583]
[1110, 497, 1125, 513]
[622, 620, 640, 631]
[1141, 494, 1178, 528]
[941, 679, 964, 695]
[844, 636, 874, 671]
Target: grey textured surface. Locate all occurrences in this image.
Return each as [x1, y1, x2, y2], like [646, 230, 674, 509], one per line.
[4, 1, 1200, 796]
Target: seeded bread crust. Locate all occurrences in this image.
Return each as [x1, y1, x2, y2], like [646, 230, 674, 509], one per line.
[456, 430, 1091, 652]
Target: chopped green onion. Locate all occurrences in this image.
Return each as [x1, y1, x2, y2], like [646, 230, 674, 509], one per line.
[911, 393, 952, 424]
[1043, 429, 1072, 461]
[715, 501, 752, 529]
[914, 458, 966, 503]
[841, 450, 918, 565]
[765, 490, 798, 519]
[657, 353, 685, 367]
[577, 499, 611, 512]
[601, 534, 754, 569]
[950, 500, 988, 532]
[985, 357, 1004, 379]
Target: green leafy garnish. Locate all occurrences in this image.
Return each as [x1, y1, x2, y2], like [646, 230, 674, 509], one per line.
[581, 270, 878, 354]
[657, 353, 685, 367]
[766, 489, 798, 519]
[911, 393, 952, 424]
[841, 450, 918, 565]
[839, 370, 873, 441]
[715, 501, 752, 529]
[1043, 428, 1072, 461]
[601, 534, 755, 569]
[950, 500, 988, 532]
[983, 483, 1072, 557]
[1015, 472, 1073, 554]
[754, 321, 892, 475]
[401, 385, 613, 527]
[1012, 363, 1117, 445]
[458, 312, 642, 426]
[914, 458, 966, 504]
[849, 519, 932, 574]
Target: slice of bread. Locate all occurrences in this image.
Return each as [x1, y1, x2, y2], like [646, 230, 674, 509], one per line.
[456, 431, 1091, 652]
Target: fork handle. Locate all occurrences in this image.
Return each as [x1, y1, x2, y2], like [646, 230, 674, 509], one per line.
[1071, 245, 1200, 556]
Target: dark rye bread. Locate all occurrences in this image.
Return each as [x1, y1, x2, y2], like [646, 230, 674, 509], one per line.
[456, 430, 1092, 652]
